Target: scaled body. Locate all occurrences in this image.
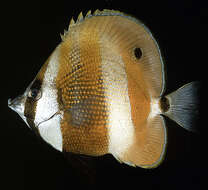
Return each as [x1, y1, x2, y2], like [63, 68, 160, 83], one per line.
[8, 10, 199, 168]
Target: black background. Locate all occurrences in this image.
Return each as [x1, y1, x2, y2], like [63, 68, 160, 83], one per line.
[2, 0, 206, 189]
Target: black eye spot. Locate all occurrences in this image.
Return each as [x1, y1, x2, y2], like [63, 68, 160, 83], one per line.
[134, 48, 142, 59]
[28, 88, 42, 100]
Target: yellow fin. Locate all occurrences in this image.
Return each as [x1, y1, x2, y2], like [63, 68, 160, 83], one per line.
[65, 9, 126, 32]
[64, 29, 67, 35]
[60, 17, 75, 41]
[86, 10, 92, 16]
[69, 17, 75, 28]
[93, 9, 101, 15]
[62, 9, 126, 41]
[60, 29, 68, 41]
[77, 12, 83, 21]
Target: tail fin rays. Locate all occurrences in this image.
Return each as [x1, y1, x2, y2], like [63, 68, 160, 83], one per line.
[163, 82, 200, 132]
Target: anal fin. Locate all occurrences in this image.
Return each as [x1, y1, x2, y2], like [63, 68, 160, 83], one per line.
[119, 115, 167, 168]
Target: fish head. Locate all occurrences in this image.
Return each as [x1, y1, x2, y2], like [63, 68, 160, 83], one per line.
[8, 74, 59, 128]
[8, 46, 63, 151]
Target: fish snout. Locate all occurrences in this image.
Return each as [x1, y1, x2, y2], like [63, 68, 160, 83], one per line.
[8, 95, 25, 116]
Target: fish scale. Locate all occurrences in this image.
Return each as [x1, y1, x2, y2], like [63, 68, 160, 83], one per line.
[8, 9, 200, 168]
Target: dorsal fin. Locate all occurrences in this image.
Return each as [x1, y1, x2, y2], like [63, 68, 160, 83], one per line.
[61, 9, 128, 41]
[93, 9, 101, 15]
[77, 12, 84, 22]
[86, 10, 92, 17]
[69, 17, 75, 28]
[60, 9, 165, 97]
[60, 29, 68, 41]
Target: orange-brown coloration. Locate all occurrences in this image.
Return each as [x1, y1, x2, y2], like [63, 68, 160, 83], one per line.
[56, 20, 109, 156]
[122, 115, 166, 167]
[56, 12, 166, 163]
[97, 15, 165, 167]
[124, 58, 151, 133]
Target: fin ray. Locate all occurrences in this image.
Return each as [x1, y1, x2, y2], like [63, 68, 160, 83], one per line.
[120, 115, 167, 168]
[63, 8, 166, 98]
[163, 81, 200, 132]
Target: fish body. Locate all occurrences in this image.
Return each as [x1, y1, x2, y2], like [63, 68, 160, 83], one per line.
[8, 10, 199, 168]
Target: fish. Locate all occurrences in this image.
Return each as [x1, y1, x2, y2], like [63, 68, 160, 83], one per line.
[8, 9, 200, 169]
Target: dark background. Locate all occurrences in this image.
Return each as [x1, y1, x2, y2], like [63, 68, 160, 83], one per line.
[2, 0, 206, 189]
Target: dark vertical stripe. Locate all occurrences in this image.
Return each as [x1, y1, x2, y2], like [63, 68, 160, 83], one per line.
[24, 79, 42, 131]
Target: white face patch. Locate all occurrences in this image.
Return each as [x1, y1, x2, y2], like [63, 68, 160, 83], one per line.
[100, 52, 135, 159]
[38, 113, 63, 151]
[34, 46, 60, 126]
[34, 45, 63, 151]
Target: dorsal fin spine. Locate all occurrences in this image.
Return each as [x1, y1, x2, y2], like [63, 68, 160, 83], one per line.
[86, 10, 92, 16]
[77, 12, 83, 21]
[60, 33, 64, 41]
[60, 17, 75, 41]
[69, 17, 75, 28]
[94, 9, 101, 15]
[61, 9, 129, 41]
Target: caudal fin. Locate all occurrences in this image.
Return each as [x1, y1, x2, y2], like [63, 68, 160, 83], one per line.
[163, 81, 200, 132]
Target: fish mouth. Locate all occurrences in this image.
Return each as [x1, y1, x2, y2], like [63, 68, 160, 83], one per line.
[8, 97, 24, 114]
[8, 97, 30, 127]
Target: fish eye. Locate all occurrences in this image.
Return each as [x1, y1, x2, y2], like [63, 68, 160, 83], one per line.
[28, 88, 42, 100]
[134, 47, 142, 59]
